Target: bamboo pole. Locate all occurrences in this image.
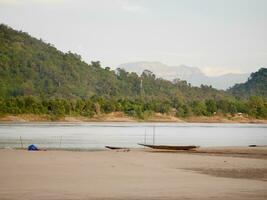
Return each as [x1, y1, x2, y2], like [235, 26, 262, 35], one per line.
[153, 126, 155, 145]
[19, 136, 23, 149]
[59, 136, 62, 148]
[144, 128, 147, 145]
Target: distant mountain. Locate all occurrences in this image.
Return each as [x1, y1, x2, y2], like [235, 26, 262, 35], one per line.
[207, 73, 250, 90]
[228, 68, 267, 98]
[119, 61, 249, 90]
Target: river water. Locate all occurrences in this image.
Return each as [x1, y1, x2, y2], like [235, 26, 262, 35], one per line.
[0, 123, 266, 150]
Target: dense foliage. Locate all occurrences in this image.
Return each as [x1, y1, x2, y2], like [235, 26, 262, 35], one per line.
[228, 68, 267, 98]
[0, 96, 267, 119]
[0, 24, 267, 119]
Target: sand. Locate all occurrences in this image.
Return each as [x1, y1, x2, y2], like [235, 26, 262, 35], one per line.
[1, 113, 267, 123]
[0, 148, 267, 200]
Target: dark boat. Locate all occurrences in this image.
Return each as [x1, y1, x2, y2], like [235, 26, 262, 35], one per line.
[138, 143, 198, 150]
[105, 146, 129, 150]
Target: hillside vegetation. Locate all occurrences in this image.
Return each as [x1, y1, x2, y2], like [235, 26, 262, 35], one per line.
[229, 68, 267, 98]
[0, 24, 267, 120]
[0, 24, 225, 100]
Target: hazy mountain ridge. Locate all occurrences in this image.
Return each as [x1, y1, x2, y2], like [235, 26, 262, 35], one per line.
[119, 62, 249, 90]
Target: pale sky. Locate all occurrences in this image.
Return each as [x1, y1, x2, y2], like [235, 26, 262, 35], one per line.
[0, 0, 266, 75]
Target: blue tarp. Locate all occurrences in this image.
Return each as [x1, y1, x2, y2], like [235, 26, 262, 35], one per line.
[28, 144, 39, 151]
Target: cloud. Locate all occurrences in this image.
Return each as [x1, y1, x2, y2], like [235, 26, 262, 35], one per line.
[121, 2, 145, 13]
[0, 0, 66, 5]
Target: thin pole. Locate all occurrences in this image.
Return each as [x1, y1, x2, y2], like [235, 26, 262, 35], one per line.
[59, 136, 62, 148]
[19, 136, 23, 149]
[153, 126, 155, 145]
[144, 128, 147, 145]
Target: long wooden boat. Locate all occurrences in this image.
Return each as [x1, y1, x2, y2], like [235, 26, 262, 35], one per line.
[105, 146, 129, 150]
[138, 143, 198, 150]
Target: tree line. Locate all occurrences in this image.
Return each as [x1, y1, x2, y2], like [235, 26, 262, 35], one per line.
[1, 96, 266, 120]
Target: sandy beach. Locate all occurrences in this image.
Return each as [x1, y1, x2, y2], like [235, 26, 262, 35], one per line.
[0, 147, 267, 200]
[1, 113, 267, 123]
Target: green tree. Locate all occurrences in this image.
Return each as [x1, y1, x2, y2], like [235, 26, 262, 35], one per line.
[205, 99, 217, 115]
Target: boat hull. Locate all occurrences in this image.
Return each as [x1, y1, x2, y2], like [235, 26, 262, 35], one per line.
[138, 143, 198, 150]
[105, 146, 129, 150]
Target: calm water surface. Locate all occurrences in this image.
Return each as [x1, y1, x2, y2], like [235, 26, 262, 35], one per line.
[0, 123, 266, 149]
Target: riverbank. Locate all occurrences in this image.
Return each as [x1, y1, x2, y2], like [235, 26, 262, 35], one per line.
[1, 113, 267, 123]
[0, 147, 267, 200]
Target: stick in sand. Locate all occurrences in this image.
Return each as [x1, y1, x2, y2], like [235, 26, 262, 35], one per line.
[19, 136, 23, 149]
[59, 136, 62, 148]
[143, 128, 147, 149]
[153, 126, 155, 145]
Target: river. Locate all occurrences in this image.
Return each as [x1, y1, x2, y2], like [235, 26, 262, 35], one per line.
[0, 122, 266, 150]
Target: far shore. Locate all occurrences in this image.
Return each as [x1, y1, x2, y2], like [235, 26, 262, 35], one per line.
[0, 147, 267, 200]
[0, 113, 267, 124]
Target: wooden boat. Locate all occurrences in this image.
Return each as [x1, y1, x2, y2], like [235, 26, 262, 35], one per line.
[138, 143, 198, 150]
[105, 146, 129, 150]
[249, 145, 267, 147]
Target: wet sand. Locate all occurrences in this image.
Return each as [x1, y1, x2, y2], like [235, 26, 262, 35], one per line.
[0, 148, 267, 200]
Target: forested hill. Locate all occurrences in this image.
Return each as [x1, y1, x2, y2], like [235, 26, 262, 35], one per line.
[1, 24, 267, 120]
[228, 68, 267, 98]
[0, 24, 227, 101]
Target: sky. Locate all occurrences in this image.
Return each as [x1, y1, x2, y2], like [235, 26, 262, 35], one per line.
[0, 0, 266, 76]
